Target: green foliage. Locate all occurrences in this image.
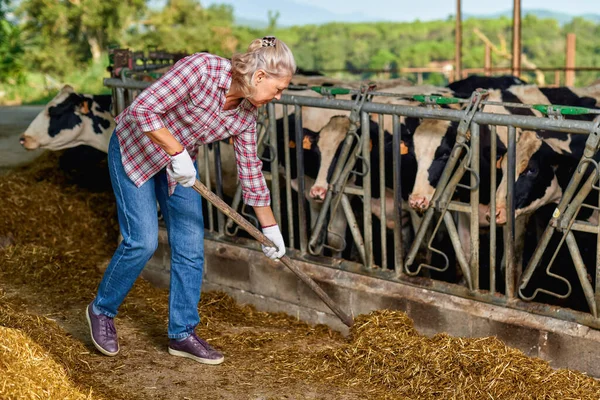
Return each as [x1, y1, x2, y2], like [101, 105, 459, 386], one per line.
[16, 0, 146, 76]
[126, 2, 237, 55]
[0, 19, 25, 83]
[3, 0, 600, 103]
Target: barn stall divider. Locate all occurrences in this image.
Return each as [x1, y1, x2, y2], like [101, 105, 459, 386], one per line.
[104, 70, 600, 377]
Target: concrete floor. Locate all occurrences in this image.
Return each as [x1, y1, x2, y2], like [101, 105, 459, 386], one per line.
[0, 106, 45, 172]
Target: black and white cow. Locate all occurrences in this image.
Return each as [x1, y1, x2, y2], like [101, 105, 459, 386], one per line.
[19, 85, 114, 152]
[486, 84, 600, 225]
[448, 75, 528, 98]
[19, 85, 242, 196]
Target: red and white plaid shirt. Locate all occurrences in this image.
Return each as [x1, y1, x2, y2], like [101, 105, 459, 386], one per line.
[114, 52, 270, 206]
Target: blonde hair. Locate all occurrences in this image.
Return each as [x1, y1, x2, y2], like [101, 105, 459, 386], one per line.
[231, 37, 296, 98]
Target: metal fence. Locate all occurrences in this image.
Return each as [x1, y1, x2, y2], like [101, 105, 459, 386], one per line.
[104, 76, 600, 331]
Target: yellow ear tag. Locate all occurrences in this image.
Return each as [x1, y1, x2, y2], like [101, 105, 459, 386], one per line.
[289, 140, 296, 148]
[400, 141, 409, 155]
[302, 136, 311, 150]
[80, 100, 90, 114]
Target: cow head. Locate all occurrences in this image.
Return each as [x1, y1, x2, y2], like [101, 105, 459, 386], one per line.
[19, 85, 114, 153]
[309, 116, 352, 202]
[407, 118, 457, 213]
[491, 131, 565, 225]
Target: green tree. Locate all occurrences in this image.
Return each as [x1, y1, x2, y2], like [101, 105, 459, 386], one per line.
[16, 0, 146, 76]
[0, 0, 25, 83]
[131, 1, 236, 55]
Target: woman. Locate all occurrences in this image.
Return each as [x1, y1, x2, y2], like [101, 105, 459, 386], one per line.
[86, 36, 296, 365]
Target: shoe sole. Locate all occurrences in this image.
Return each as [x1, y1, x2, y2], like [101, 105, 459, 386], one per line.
[86, 304, 119, 357]
[168, 347, 224, 365]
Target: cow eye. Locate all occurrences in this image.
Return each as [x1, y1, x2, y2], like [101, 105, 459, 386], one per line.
[525, 166, 538, 177]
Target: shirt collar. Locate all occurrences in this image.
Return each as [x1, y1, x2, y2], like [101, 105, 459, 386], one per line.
[219, 59, 232, 90]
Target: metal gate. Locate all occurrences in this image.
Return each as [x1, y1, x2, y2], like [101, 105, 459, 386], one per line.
[104, 72, 600, 331]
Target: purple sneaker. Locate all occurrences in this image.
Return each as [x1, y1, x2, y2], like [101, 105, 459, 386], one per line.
[168, 333, 224, 365]
[86, 302, 119, 356]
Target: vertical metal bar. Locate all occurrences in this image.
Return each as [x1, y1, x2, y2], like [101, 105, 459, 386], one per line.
[361, 112, 374, 268]
[116, 88, 125, 115]
[512, 0, 522, 77]
[203, 146, 214, 231]
[455, 0, 462, 81]
[505, 125, 517, 298]
[378, 114, 387, 269]
[213, 142, 225, 234]
[470, 122, 480, 290]
[268, 104, 281, 225]
[341, 194, 367, 265]
[444, 213, 473, 290]
[565, 231, 597, 317]
[392, 114, 404, 277]
[484, 45, 492, 76]
[489, 125, 497, 294]
[596, 188, 600, 318]
[294, 106, 308, 254]
[565, 33, 576, 87]
[282, 105, 295, 247]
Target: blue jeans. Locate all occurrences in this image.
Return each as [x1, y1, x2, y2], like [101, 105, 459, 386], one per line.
[94, 133, 205, 339]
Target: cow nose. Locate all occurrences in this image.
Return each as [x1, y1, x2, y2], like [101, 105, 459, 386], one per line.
[496, 208, 507, 225]
[309, 185, 327, 202]
[408, 195, 429, 212]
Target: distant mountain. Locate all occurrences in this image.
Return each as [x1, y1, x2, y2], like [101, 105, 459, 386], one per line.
[227, 1, 600, 27]
[216, 0, 377, 26]
[204, 1, 600, 27]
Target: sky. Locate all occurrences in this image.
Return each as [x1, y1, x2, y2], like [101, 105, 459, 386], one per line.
[204, 0, 600, 22]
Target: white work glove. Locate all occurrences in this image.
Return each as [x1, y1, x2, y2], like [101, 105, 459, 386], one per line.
[261, 225, 286, 260]
[170, 149, 196, 187]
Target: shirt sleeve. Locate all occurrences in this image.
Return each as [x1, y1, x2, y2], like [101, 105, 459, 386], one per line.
[232, 124, 271, 207]
[127, 54, 208, 132]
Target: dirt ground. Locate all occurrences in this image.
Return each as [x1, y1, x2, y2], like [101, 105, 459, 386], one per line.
[0, 107, 370, 399]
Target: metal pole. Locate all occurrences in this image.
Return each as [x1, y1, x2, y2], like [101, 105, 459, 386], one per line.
[268, 104, 281, 225]
[393, 115, 404, 277]
[470, 122, 480, 290]
[282, 105, 295, 247]
[512, 0, 522, 77]
[505, 126, 517, 298]
[378, 114, 387, 269]
[484, 45, 492, 77]
[455, 0, 463, 81]
[362, 112, 374, 269]
[565, 33, 577, 87]
[489, 126, 497, 294]
[294, 106, 308, 254]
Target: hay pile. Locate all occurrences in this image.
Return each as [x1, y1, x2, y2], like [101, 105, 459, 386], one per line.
[0, 325, 93, 400]
[276, 310, 600, 399]
[1, 151, 600, 399]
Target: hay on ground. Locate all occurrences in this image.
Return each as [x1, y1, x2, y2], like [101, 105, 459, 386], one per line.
[0, 326, 94, 400]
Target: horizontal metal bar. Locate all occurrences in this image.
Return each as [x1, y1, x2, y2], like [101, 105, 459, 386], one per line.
[276, 95, 596, 134]
[105, 78, 596, 134]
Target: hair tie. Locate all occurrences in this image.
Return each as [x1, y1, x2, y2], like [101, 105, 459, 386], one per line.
[261, 36, 276, 47]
